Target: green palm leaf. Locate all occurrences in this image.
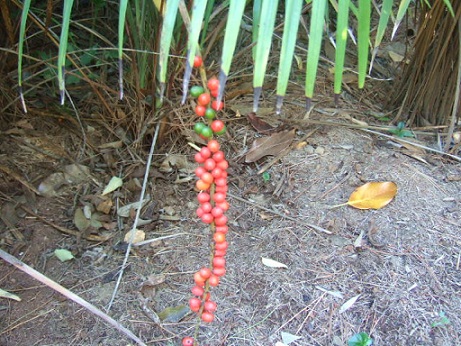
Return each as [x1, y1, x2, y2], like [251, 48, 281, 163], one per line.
[253, 0, 279, 112]
[57, 0, 75, 105]
[357, 0, 371, 89]
[18, 0, 32, 112]
[252, 0, 263, 60]
[118, 0, 129, 99]
[158, 0, 180, 100]
[275, 0, 303, 114]
[334, 0, 350, 100]
[305, 0, 327, 110]
[182, 1, 208, 104]
[370, 0, 393, 73]
[217, 0, 247, 103]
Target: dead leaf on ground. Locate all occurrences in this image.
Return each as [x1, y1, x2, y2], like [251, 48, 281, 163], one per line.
[262, 257, 288, 269]
[247, 112, 276, 133]
[348, 181, 398, 210]
[245, 129, 296, 163]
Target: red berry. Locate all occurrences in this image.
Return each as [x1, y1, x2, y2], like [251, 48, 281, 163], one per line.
[216, 160, 229, 170]
[204, 300, 217, 313]
[215, 186, 228, 193]
[196, 207, 204, 218]
[201, 311, 215, 323]
[193, 55, 203, 68]
[214, 177, 227, 187]
[216, 201, 230, 211]
[201, 202, 212, 213]
[197, 192, 210, 203]
[198, 93, 211, 106]
[199, 267, 212, 280]
[214, 215, 228, 227]
[210, 88, 219, 98]
[191, 285, 204, 296]
[201, 213, 214, 224]
[214, 249, 227, 257]
[207, 78, 220, 91]
[195, 166, 206, 177]
[207, 140, 220, 153]
[216, 225, 228, 233]
[182, 336, 195, 346]
[213, 267, 226, 277]
[211, 100, 224, 111]
[211, 167, 223, 178]
[194, 153, 205, 163]
[200, 147, 211, 159]
[208, 274, 220, 287]
[213, 256, 226, 268]
[213, 192, 226, 203]
[211, 120, 225, 133]
[195, 105, 206, 117]
[215, 241, 228, 251]
[203, 158, 216, 171]
[211, 207, 224, 218]
[212, 151, 225, 162]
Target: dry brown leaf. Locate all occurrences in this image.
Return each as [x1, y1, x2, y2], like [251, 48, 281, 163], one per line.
[247, 112, 275, 133]
[348, 182, 397, 210]
[245, 129, 296, 163]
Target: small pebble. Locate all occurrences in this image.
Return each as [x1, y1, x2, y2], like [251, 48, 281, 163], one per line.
[305, 145, 315, 154]
[314, 146, 325, 155]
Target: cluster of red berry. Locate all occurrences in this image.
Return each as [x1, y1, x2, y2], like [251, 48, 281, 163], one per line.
[182, 58, 230, 346]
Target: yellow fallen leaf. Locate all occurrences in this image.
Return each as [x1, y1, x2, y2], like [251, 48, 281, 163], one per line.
[347, 182, 397, 210]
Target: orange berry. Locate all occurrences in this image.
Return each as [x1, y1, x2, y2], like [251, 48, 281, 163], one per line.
[215, 241, 228, 251]
[195, 105, 206, 117]
[213, 231, 226, 243]
[214, 215, 228, 227]
[207, 139, 220, 153]
[194, 271, 206, 286]
[208, 274, 220, 287]
[213, 267, 226, 277]
[201, 311, 215, 323]
[201, 172, 214, 184]
[199, 267, 212, 280]
[196, 179, 210, 191]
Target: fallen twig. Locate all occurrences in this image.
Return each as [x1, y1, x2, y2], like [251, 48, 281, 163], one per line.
[0, 249, 146, 346]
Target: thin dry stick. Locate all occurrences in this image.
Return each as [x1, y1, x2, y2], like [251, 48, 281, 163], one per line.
[0, 249, 146, 346]
[107, 121, 161, 311]
[227, 192, 332, 235]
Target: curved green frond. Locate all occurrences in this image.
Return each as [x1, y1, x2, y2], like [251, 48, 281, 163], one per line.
[253, 0, 279, 112]
[200, 0, 217, 46]
[370, 0, 393, 73]
[118, 0, 129, 99]
[158, 0, 180, 100]
[275, 0, 303, 114]
[391, 0, 411, 39]
[182, 1, 208, 104]
[57, 0, 74, 105]
[357, 0, 371, 89]
[334, 0, 350, 99]
[305, 0, 327, 109]
[18, 0, 32, 113]
[217, 0, 247, 103]
[443, 0, 455, 17]
[252, 0, 263, 61]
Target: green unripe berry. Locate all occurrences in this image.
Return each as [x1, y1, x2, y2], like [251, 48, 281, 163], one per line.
[194, 122, 206, 134]
[201, 126, 213, 138]
[190, 86, 205, 98]
[205, 108, 216, 120]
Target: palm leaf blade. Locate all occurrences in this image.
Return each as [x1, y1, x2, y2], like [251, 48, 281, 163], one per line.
[118, 0, 129, 99]
[334, 0, 350, 98]
[275, 0, 303, 114]
[357, 0, 371, 89]
[18, 0, 32, 112]
[57, 0, 74, 105]
[253, 0, 279, 112]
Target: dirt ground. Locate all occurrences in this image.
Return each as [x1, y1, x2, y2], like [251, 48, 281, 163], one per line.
[1, 86, 460, 346]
